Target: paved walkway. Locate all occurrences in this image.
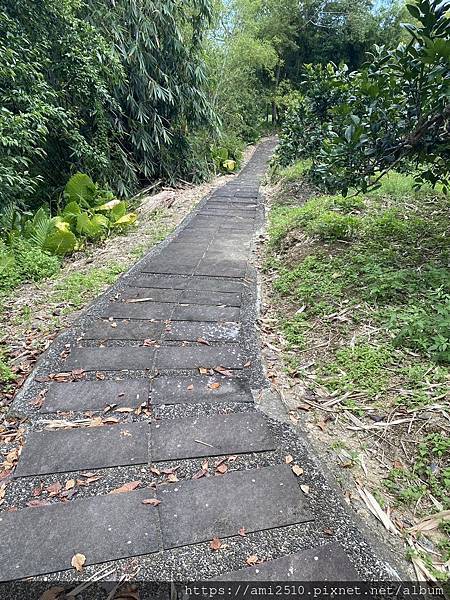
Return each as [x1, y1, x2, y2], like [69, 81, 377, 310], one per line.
[1, 141, 399, 586]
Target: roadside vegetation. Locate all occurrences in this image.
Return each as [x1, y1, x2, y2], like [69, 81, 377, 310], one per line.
[264, 0, 449, 582]
[1, 0, 448, 584]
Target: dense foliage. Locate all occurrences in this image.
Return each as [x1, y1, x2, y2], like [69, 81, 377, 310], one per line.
[276, 0, 450, 194]
[0, 0, 124, 209]
[208, 0, 403, 142]
[0, 0, 216, 211]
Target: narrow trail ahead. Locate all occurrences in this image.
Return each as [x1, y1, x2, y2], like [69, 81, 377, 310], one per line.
[1, 140, 400, 588]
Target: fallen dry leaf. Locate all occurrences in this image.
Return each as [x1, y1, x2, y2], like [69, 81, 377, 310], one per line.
[409, 510, 450, 533]
[142, 498, 161, 506]
[300, 484, 310, 494]
[238, 527, 246, 537]
[197, 337, 211, 346]
[210, 537, 222, 551]
[39, 586, 66, 600]
[109, 481, 141, 494]
[216, 464, 228, 475]
[292, 465, 304, 477]
[167, 473, 179, 483]
[199, 367, 209, 375]
[213, 366, 233, 377]
[192, 469, 208, 480]
[150, 466, 161, 476]
[285, 454, 294, 464]
[187, 384, 194, 391]
[246, 555, 259, 566]
[71, 553, 86, 572]
[65, 479, 76, 491]
[46, 482, 62, 496]
[27, 499, 50, 508]
[208, 382, 221, 390]
[316, 420, 328, 431]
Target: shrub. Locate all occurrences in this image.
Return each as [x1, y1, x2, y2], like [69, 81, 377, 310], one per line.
[0, 239, 60, 293]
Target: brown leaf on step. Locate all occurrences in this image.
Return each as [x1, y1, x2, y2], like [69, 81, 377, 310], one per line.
[46, 482, 62, 496]
[216, 464, 228, 475]
[393, 460, 403, 469]
[284, 454, 294, 464]
[246, 555, 259, 566]
[243, 361, 251, 368]
[210, 537, 222, 551]
[238, 527, 246, 537]
[192, 469, 208, 480]
[197, 337, 211, 346]
[300, 484, 310, 494]
[199, 367, 208, 375]
[167, 473, 179, 483]
[71, 553, 86, 572]
[143, 339, 156, 347]
[142, 498, 161, 506]
[96, 372, 106, 380]
[32, 390, 46, 409]
[160, 467, 178, 475]
[27, 499, 50, 508]
[39, 586, 66, 600]
[32, 484, 43, 497]
[71, 369, 85, 380]
[208, 382, 221, 390]
[115, 407, 133, 413]
[213, 366, 233, 377]
[323, 528, 334, 536]
[202, 460, 209, 470]
[289, 413, 299, 424]
[82, 475, 102, 485]
[187, 384, 194, 391]
[316, 420, 328, 431]
[150, 466, 161, 476]
[109, 481, 141, 494]
[65, 479, 76, 491]
[292, 465, 304, 477]
[297, 404, 311, 411]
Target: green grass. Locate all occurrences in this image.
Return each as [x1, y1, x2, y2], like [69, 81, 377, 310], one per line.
[273, 159, 313, 182]
[281, 313, 309, 349]
[321, 344, 392, 398]
[0, 354, 16, 385]
[267, 168, 449, 493]
[51, 263, 125, 311]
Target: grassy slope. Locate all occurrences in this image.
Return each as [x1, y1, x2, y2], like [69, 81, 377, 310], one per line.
[265, 164, 450, 579]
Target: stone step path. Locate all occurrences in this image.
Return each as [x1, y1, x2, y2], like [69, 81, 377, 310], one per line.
[0, 140, 398, 585]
